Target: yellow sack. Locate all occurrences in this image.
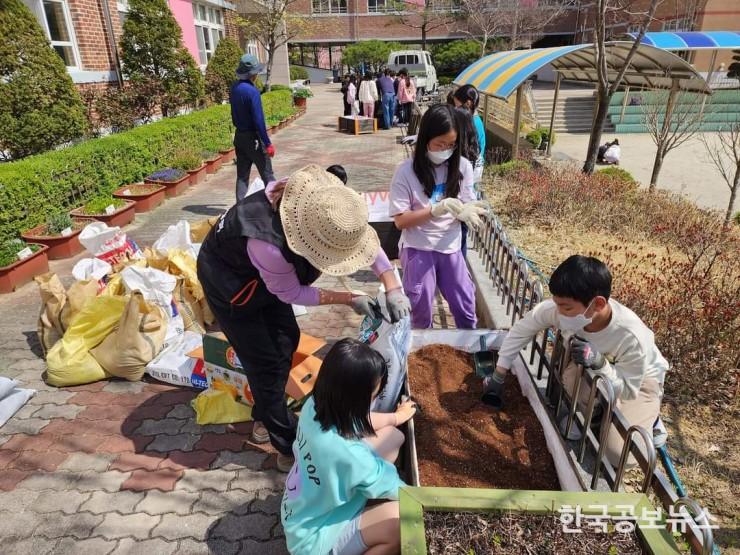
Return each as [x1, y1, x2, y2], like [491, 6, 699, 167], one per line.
[190, 216, 219, 243]
[100, 273, 126, 296]
[191, 388, 252, 425]
[46, 295, 128, 387]
[173, 278, 205, 334]
[60, 279, 99, 329]
[143, 247, 169, 271]
[36, 273, 67, 355]
[201, 298, 216, 326]
[168, 249, 203, 300]
[90, 291, 168, 381]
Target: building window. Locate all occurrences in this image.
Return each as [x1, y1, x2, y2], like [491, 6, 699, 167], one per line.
[246, 40, 259, 58]
[312, 0, 347, 15]
[368, 0, 393, 13]
[23, 0, 80, 68]
[662, 18, 691, 32]
[193, 3, 225, 65]
[117, 0, 129, 26]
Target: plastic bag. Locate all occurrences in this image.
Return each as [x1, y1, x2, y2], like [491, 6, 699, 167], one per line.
[46, 295, 128, 387]
[153, 220, 198, 259]
[79, 222, 140, 266]
[167, 250, 203, 300]
[90, 291, 168, 381]
[245, 177, 265, 198]
[72, 258, 112, 282]
[173, 277, 205, 334]
[0, 379, 36, 428]
[36, 273, 67, 355]
[142, 247, 169, 271]
[191, 388, 252, 425]
[358, 292, 411, 413]
[120, 266, 176, 314]
[146, 330, 206, 389]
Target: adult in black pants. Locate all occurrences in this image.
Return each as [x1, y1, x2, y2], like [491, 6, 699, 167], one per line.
[231, 54, 275, 202]
[197, 165, 411, 472]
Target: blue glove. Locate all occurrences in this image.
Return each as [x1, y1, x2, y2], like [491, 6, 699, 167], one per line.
[571, 336, 606, 369]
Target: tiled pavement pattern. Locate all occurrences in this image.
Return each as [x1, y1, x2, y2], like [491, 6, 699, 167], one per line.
[0, 85, 452, 553]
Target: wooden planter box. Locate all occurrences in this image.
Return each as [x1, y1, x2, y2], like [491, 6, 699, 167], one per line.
[400, 487, 681, 555]
[219, 147, 235, 163]
[70, 200, 136, 228]
[0, 244, 49, 294]
[338, 116, 377, 135]
[20, 219, 91, 260]
[145, 174, 191, 198]
[204, 155, 222, 174]
[187, 163, 208, 185]
[113, 184, 166, 213]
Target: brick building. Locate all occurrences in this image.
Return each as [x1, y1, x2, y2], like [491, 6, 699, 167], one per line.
[21, 0, 251, 94]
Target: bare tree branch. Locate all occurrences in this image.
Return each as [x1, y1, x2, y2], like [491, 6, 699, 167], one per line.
[699, 124, 740, 226]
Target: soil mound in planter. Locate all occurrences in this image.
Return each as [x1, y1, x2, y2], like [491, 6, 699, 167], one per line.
[424, 512, 645, 554]
[409, 344, 559, 490]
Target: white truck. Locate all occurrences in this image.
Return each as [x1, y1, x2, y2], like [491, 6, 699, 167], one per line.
[387, 50, 438, 96]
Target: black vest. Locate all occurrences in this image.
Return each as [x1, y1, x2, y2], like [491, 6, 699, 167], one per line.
[197, 193, 320, 310]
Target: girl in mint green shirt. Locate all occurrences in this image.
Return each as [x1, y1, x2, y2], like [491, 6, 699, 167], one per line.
[281, 338, 417, 555]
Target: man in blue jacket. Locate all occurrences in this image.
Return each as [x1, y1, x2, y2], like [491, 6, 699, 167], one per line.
[231, 54, 276, 202]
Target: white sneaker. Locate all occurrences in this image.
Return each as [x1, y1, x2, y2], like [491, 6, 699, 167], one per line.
[251, 421, 270, 444]
[559, 416, 582, 441]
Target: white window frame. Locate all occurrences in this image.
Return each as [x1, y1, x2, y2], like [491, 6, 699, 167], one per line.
[117, 0, 129, 25]
[311, 0, 347, 15]
[193, 2, 225, 66]
[662, 18, 691, 32]
[24, 0, 81, 69]
[246, 39, 259, 59]
[367, 0, 393, 13]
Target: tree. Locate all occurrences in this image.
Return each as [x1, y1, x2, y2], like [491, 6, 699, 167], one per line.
[205, 38, 243, 104]
[431, 39, 486, 77]
[389, 0, 456, 51]
[506, 0, 567, 50]
[451, 0, 505, 57]
[238, 0, 306, 91]
[700, 124, 740, 227]
[641, 88, 704, 191]
[0, 0, 87, 159]
[120, 0, 204, 117]
[342, 40, 404, 74]
[582, 0, 660, 174]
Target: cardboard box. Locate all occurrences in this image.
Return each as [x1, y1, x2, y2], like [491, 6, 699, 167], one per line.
[193, 332, 325, 406]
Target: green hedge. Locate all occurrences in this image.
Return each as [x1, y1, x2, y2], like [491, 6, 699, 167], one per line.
[0, 90, 295, 242]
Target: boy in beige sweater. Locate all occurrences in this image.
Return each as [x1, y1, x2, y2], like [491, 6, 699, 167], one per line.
[488, 255, 668, 465]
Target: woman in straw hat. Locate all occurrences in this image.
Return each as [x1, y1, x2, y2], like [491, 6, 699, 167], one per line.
[197, 165, 411, 472]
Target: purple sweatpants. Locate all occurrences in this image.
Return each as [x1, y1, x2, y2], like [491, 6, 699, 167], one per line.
[400, 247, 477, 329]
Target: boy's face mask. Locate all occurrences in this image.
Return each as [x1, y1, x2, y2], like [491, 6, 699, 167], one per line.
[557, 299, 595, 332]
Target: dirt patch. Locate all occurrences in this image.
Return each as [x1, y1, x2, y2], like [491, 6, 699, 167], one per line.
[408, 344, 559, 490]
[424, 511, 645, 554]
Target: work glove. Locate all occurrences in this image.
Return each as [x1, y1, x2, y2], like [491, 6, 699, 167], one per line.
[454, 202, 488, 229]
[481, 369, 506, 409]
[350, 294, 376, 319]
[266, 144, 276, 158]
[385, 288, 411, 323]
[570, 336, 606, 370]
[430, 198, 463, 218]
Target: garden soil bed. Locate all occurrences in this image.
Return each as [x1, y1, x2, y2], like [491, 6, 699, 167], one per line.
[424, 511, 645, 554]
[408, 344, 559, 490]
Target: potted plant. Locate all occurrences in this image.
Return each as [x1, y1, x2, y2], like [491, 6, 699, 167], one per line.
[113, 183, 167, 213]
[173, 149, 207, 185]
[20, 212, 91, 259]
[0, 239, 49, 294]
[292, 87, 313, 108]
[144, 168, 190, 198]
[202, 150, 222, 174]
[70, 196, 136, 228]
[219, 143, 236, 163]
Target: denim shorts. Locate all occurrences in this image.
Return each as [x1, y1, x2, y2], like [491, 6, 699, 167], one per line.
[331, 513, 367, 555]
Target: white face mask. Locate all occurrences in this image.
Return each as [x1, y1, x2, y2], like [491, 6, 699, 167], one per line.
[427, 148, 454, 165]
[557, 300, 595, 332]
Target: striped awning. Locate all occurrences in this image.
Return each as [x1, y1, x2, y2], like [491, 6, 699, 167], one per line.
[626, 31, 740, 50]
[454, 42, 710, 100]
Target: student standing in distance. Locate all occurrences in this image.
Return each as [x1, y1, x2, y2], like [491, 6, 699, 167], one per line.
[396, 69, 416, 125]
[340, 74, 351, 117]
[281, 338, 417, 555]
[451, 85, 486, 187]
[358, 73, 379, 119]
[390, 104, 488, 329]
[485, 255, 668, 466]
[346, 75, 358, 117]
[378, 69, 397, 130]
[231, 54, 276, 203]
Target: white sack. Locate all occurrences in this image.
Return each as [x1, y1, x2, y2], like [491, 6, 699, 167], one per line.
[72, 258, 112, 282]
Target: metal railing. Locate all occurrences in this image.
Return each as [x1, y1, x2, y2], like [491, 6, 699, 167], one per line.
[468, 211, 716, 555]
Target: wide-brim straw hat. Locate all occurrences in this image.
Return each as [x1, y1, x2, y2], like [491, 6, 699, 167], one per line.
[280, 164, 379, 276]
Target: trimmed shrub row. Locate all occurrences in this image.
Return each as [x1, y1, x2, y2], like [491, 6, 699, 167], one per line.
[0, 90, 296, 243]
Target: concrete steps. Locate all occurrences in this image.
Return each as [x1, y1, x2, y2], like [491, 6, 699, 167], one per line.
[533, 92, 614, 133]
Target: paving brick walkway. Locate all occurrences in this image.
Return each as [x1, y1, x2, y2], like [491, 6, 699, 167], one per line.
[0, 84, 422, 554]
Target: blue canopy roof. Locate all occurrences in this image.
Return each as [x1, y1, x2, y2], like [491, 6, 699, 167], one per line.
[626, 31, 740, 50]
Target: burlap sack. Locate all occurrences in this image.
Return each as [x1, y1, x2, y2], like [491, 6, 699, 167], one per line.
[60, 279, 99, 330]
[201, 298, 216, 326]
[90, 291, 168, 381]
[190, 216, 219, 243]
[143, 247, 169, 271]
[173, 277, 205, 334]
[36, 273, 67, 355]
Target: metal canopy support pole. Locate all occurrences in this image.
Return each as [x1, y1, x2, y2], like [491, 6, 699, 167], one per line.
[619, 86, 630, 124]
[700, 50, 718, 117]
[512, 84, 523, 160]
[546, 73, 561, 157]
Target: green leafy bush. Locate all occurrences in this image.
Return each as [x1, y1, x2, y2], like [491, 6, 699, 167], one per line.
[269, 84, 291, 92]
[120, 0, 204, 117]
[488, 159, 531, 177]
[598, 166, 637, 187]
[734, 211, 740, 226]
[290, 65, 309, 80]
[171, 148, 203, 171]
[438, 75, 454, 86]
[47, 213, 74, 235]
[205, 38, 242, 104]
[0, 93, 293, 242]
[0, 0, 87, 159]
[0, 240, 38, 268]
[81, 196, 126, 215]
[201, 150, 218, 161]
[343, 40, 404, 71]
[525, 128, 556, 149]
[431, 40, 485, 78]
[292, 88, 313, 99]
